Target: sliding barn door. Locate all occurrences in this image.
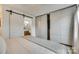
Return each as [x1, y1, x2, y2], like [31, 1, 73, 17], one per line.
[35, 15, 47, 40]
[10, 13, 24, 38]
[50, 6, 76, 45]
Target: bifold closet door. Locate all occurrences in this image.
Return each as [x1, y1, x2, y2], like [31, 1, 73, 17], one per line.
[10, 13, 24, 38]
[35, 15, 47, 40]
[50, 6, 76, 45]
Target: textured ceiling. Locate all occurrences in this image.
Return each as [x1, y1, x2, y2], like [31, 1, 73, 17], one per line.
[3, 4, 73, 17]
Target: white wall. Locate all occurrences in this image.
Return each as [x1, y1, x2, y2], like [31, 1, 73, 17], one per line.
[35, 6, 76, 45]
[73, 5, 79, 53]
[50, 6, 76, 45]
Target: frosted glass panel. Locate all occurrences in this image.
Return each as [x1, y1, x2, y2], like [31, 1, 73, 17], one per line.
[36, 15, 47, 40]
[50, 6, 76, 45]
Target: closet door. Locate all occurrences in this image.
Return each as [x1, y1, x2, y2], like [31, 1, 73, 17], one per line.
[10, 13, 24, 38]
[35, 15, 47, 40]
[50, 6, 76, 45]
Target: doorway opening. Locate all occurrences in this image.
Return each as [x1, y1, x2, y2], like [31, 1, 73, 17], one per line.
[24, 17, 32, 36]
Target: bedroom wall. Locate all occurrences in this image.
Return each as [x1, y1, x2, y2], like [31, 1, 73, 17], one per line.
[50, 6, 76, 45]
[73, 5, 79, 53]
[35, 5, 76, 45]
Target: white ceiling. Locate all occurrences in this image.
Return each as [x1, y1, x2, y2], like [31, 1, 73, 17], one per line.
[3, 4, 73, 17]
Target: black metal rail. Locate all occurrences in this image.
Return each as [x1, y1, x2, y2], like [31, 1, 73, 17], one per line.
[6, 10, 33, 18]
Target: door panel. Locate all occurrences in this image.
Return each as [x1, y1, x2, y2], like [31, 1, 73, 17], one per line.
[36, 15, 47, 40]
